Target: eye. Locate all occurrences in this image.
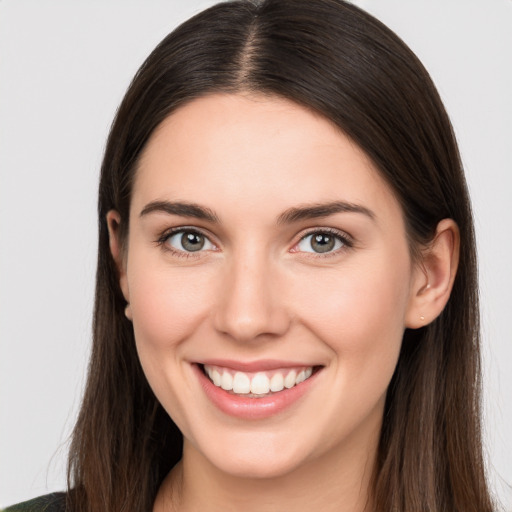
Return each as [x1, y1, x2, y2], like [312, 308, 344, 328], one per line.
[165, 229, 216, 253]
[295, 230, 348, 254]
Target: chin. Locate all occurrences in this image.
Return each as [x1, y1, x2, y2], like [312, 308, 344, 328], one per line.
[192, 430, 312, 480]
[213, 452, 305, 480]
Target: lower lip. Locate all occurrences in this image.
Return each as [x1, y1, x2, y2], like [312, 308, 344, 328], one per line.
[193, 364, 321, 420]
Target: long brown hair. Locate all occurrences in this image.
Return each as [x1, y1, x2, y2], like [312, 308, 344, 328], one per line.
[67, 1, 494, 510]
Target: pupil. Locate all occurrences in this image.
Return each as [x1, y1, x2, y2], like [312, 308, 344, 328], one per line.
[311, 233, 334, 253]
[182, 232, 205, 252]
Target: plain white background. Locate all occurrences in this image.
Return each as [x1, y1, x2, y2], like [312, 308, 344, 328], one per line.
[0, 0, 510, 508]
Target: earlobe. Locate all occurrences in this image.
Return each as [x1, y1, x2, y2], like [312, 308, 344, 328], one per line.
[405, 219, 460, 329]
[106, 210, 130, 302]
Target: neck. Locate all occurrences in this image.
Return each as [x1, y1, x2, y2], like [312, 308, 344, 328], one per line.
[154, 425, 379, 512]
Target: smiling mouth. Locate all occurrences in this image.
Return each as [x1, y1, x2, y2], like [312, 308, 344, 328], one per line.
[201, 364, 319, 398]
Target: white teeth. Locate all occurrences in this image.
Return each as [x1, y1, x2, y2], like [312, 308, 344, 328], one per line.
[284, 370, 297, 389]
[251, 372, 270, 395]
[204, 364, 314, 395]
[232, 372, 251, 394]
[212, 369, 222, 386]
[269, 373, 285, 392]
[221, 371, 233, 391]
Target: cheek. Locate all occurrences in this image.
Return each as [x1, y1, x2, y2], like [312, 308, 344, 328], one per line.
[291, 253, 411, 385]
[127, 255, 216, 356]
[126, 254, 219, 427]
[299, 262, 408, 334]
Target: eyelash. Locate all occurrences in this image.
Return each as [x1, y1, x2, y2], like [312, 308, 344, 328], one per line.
[156, 227, 215, 259]
[155, 226, 353, 258]
[292, 227, 353, 258]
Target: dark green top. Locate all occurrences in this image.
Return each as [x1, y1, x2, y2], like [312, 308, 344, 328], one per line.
[3, 493, 66, 512]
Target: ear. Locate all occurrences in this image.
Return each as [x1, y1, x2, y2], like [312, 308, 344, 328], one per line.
[106, 210, 130, 309]
[405, 218, 460, 329]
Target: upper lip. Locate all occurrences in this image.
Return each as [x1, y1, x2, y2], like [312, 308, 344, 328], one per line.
[196, 359, 321, 372]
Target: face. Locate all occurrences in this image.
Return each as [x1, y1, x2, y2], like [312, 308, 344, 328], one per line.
[112, 94, 424, 479]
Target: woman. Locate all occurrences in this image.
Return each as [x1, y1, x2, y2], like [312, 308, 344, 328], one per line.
[4, 0, 496, 510]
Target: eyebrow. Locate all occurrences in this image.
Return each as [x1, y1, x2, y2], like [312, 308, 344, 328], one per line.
[139, 200, 219, 223]
[139, 199, 375, 225]
[277, 201, 375, 224]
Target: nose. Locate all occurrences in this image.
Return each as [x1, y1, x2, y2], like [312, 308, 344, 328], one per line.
[213, 250, 291, 343]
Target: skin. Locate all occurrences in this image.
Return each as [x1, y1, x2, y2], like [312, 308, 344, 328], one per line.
[108, 93, 459, 512]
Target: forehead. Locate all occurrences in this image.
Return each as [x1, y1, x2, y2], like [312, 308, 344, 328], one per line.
[132, 93, 402, 225]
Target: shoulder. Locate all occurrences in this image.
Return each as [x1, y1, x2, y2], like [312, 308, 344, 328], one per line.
[2, 493, 67, 512]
